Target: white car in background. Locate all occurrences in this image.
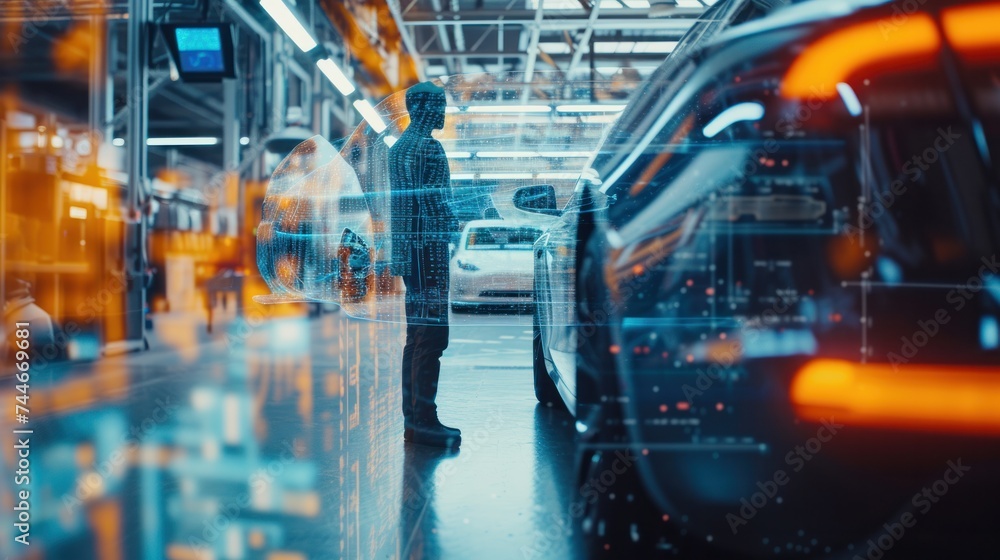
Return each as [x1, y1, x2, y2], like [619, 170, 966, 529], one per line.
[450, 220, 541, 312]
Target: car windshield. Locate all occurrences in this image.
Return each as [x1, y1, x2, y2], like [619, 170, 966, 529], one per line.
[465, 227, 540, 250]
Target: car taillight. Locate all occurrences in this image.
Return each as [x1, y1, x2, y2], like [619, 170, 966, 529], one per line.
[790, 359, 1000, 435]
[457, 259, 480, 271]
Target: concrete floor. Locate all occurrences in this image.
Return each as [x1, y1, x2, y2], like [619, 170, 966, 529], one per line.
[1, 305, 583, 560]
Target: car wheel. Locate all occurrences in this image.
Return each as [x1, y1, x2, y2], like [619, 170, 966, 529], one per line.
[533, 314, 563, 408]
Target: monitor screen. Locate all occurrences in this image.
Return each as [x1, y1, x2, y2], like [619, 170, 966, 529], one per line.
[174, 27, 225, 73]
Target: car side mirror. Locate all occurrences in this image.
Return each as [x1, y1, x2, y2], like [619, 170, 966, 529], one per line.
[512, 184, 561, 217]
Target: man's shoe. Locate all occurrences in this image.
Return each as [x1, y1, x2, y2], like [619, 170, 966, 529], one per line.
[407, 421, 461, 449]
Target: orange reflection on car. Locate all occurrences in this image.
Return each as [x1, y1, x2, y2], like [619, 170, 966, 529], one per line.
[781, 14, 940, 100]
[790, 359, 1000, 435]
[942, 2, 1000, 64]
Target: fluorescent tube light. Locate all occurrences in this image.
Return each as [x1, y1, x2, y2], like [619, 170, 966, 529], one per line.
[353, 99, 388, 134]
[480, 172, 534, 180]
[465, 105, 552, 114]
[147, 137, 219, 146]
[317, 58, 356, 95]
[537, 151, 593, 158]
[555, 104, 627, 113]
[260, 0, 318, 52]
[476, 151, 539, 158]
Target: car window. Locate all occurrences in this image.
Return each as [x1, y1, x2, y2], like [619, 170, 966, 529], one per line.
[465, 227, 541, 250]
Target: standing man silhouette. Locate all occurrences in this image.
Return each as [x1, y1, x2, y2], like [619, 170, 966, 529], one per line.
[389, 82, 461, 448]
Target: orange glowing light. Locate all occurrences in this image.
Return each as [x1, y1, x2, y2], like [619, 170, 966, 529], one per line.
[705, 340, 742, 364]
[942, 2, 1000, 64]
[53, 22, 96, 74]
[781, 14, 940, 99]
[676, 401, 690, 411]
[790, 359, 1000, 435]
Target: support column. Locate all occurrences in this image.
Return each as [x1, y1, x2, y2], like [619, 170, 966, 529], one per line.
[122, 0, 151, 351]
[89, 15, 108, 147]
[223, 77, 241, 237]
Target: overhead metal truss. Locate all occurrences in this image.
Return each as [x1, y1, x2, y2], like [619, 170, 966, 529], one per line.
[395, 0, 710, 80]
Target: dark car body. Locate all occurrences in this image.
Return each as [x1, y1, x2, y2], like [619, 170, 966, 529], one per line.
[531, 0, 787, 415]
[530, 0, 1000, 556]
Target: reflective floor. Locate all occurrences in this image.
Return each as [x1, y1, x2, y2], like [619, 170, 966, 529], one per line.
[1, 305, 583, 560]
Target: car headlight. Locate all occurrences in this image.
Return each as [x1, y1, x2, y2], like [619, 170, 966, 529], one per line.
[456, 259, 479, 271]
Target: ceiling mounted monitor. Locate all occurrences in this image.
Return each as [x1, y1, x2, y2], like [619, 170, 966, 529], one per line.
[161, 23, 236, 82]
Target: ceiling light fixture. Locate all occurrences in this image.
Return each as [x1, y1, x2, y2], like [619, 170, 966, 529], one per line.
[555, 104, 627, 113]
[259, 0, 318, 52]
[147, 137, 219, 146]
[317, 57, 356, 95]
[465, 105, 552, 114]
[353, 99, 388, 134]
